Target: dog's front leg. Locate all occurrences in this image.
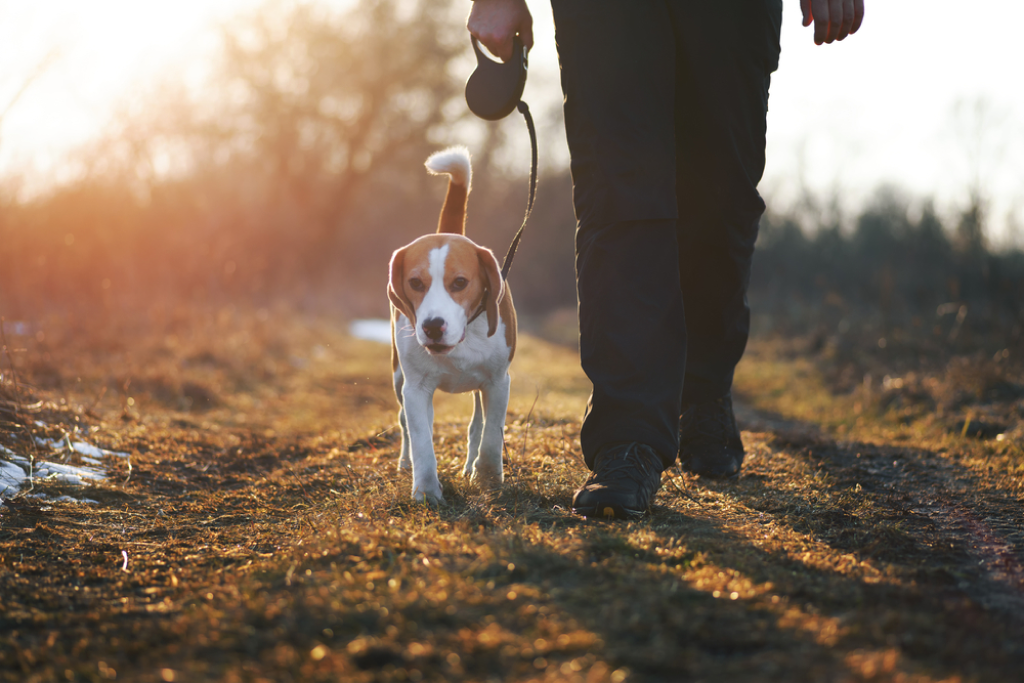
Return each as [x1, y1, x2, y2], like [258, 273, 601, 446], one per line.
[463, 390, 483, 477]
[394, 367, 411, 471]
[472, 372, 510, 487]
[402, 383, 445, 504]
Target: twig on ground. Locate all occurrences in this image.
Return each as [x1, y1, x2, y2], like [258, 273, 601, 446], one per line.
[282, 459, 315, 509]
[668, 473, 705, 507]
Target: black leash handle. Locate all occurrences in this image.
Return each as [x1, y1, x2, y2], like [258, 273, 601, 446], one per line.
[500, 100, 537, 281]
[463, 34, 536, 281]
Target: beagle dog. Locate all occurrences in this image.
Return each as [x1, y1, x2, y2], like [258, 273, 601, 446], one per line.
[388, 147, 516, 503]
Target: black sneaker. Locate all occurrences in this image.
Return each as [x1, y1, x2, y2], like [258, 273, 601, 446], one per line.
[572, 443, 663, 520]
[678, 393, 744, 478]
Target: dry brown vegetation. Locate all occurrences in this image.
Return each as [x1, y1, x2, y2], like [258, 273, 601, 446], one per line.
[1, 310, 1022, 683]
[2, 2, 1023, 681]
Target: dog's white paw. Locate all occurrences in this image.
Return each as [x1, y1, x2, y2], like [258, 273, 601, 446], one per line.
[398, 455, 412, 471]
[470, 465, 503, 490]
[412, 481, 446, 506]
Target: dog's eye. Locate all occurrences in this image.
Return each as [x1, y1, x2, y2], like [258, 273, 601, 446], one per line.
[450, 277, 468, 292]
[409, 278, 425, 292]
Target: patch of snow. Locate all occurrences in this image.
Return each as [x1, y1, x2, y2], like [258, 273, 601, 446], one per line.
[1, 459, 28, 497]
[350, 318, 392, 345]
[72, 441, 129, 459]
[25, 493, 98, 504]
[33, 460, 106, 484]
[1, 436, 127, 501]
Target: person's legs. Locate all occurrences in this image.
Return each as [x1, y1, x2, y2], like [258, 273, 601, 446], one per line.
[576, 220, 686, 465]
[671, 0, 782, 403]
[552, 0, 783, 512]
[668, 1, 783, 476]
[551, 0, 684, 470]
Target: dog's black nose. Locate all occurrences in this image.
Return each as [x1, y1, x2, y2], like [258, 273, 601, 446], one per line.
[422, 317, 446, 341]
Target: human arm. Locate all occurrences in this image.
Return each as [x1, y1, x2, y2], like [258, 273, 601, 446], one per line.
[801, 0, 865, 45]
[467, 0, 534, 63]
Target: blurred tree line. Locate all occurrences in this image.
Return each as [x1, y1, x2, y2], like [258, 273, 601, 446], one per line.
[754, 189, 1024, 345]
[0, 0, 1021, 348]
[0, 0, 575, 325]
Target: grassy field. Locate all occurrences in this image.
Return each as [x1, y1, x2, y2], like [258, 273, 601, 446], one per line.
[1, 310, 1022, 682]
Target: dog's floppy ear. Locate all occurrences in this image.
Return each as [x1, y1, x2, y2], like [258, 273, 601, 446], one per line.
[388, 247, 416, 323]
[476, 246, 505, 337]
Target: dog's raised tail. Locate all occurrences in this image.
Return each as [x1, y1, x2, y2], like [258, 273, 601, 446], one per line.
[425, 146, 471, 235]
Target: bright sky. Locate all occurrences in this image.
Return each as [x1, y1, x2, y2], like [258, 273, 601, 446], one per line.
[0, 0, 258, 178]
[763, 0, 1024, 244]
[1, 0, 1022, 244]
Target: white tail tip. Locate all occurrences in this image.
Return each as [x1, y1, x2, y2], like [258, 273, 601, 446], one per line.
[425, 146, 471, 190]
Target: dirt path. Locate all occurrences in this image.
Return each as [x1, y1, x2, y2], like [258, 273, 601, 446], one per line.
[2, 317, 1022, 682]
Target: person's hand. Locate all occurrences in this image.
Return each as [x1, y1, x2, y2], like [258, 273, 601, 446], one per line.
[801, 0, 864, 45]
[467, 0, 534, 63]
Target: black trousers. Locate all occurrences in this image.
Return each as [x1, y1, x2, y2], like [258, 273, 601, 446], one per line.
[551, 0, 783, 468]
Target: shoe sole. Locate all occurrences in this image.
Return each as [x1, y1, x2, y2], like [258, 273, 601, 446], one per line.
[679, 451, 743, 479]
[679, 464, 741, 479]
[572, 501, 646, 520]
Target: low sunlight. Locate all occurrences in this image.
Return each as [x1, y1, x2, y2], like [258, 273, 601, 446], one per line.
[1, 2, 1023, 681]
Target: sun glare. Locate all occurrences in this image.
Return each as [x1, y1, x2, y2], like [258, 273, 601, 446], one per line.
[1, 0, 1022, 241]
[0, 0, 346, 189]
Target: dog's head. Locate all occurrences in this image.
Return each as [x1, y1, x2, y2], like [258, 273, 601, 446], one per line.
[388, 146, 505, 355]
[389, 234, 504, 355]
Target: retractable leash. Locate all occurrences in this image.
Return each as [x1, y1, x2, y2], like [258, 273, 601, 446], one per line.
[465, 35, 538, 281]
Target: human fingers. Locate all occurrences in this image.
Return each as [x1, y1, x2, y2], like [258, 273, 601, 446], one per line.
[851, 0, 865, 35]
[837, 0, 854, 40]
[520, 22, 534, 52]
[811, 0, 830, 44]
[827, 0, 843, 43]
[470, 28, 513, 62]
[494, 34, 514, 63]
[467, 1, 510, 62]
[801, 0, 813, 27]
[466, 0, 531, 63]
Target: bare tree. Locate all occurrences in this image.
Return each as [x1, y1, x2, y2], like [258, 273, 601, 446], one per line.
[210, 0, 469, 273]
[0, 48, 59, 155]
[950, 97, 1009, 255]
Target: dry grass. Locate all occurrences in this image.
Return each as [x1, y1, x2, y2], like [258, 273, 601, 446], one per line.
[1, 311, 1023, 682]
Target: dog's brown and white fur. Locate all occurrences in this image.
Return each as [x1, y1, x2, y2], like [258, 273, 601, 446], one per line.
[388, 147, 516, 503]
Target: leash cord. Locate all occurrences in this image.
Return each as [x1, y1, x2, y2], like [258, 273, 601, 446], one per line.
[500, 100, 537, 281]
